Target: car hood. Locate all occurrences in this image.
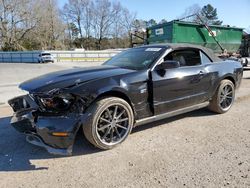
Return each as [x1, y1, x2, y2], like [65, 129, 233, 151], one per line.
[19, 65, 135, 93]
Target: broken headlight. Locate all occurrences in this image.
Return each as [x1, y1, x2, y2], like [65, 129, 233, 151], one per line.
[39, 93, 75, 112]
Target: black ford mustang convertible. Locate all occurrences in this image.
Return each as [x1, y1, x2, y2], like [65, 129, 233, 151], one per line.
[8, 44, 243, 155]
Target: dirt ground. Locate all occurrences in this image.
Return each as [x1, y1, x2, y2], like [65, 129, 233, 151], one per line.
[0, 65, 249, 188]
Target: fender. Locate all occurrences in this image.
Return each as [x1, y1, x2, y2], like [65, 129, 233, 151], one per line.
[69, 72, 151, 120]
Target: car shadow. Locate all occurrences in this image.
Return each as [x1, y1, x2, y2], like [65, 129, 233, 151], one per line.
[0, 108, 215, 172]
[0, 116, 100, 172]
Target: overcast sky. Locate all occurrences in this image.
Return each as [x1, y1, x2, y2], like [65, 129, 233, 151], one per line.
[60, 0, 250, 29]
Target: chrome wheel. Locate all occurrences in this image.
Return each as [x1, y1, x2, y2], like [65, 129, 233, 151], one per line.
[219, 84, 234, 110]
[83, 97, 134, 150]
[96, 104, 130, 145]
[208, 79, 235, 114]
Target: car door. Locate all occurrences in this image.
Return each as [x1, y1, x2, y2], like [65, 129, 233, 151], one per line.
[151, 49, 212, 115]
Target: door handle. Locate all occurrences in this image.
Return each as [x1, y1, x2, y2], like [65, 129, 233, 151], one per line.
[199, 71, 206, 77]
[199, 71, 205, 75]
[197, 71, 206, 80]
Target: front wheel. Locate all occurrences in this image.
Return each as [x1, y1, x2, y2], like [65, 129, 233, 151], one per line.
[208, 79, 235, 114]
[83, 97, 134, 150]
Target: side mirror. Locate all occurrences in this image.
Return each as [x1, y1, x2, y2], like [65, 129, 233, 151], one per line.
[156, 60, 180, 70]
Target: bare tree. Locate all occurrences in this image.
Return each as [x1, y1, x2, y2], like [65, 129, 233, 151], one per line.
[92, 0, 117, 49]
[0, 0, 137, 51]
[121, 7, 136, 35]
[28, 0, 66, 50]
[62, 0, 95, 49]
[61, 0, 137, 49]
[63, 0, 84, 38]
[132, 19, 147, 32]
[178, 4, 201, 22]
[81, 0, 94, 49]
[0, 0, 38, 50]
[245, 26, 250, 34]
[111, 1, 122, 46]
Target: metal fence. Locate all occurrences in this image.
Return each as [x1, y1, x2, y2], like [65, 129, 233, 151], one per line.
[0, 50, 122, 63]
[0, 52, 40, 63]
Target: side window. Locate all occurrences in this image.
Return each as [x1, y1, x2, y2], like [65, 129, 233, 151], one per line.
[200, 51, 212, 64]
[164, 49, 201, 67]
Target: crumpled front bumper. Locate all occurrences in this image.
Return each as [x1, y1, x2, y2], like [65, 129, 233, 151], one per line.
[8, 95, 87, 155]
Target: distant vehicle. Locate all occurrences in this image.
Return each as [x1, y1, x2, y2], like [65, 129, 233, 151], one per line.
[38, 52, 54, 63]
[8, 44, 243, 155]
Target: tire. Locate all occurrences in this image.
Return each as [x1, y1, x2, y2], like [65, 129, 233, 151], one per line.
[246, 58, 249, 67]
[83, 97, 134, 150]
[241, 58, 246, 67]
[208, 79, 235, 114]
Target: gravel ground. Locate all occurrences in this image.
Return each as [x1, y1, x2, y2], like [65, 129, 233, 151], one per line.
[0, 65, 249, 188]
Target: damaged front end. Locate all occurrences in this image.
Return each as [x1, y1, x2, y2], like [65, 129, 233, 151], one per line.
[8, 90, 88, 156]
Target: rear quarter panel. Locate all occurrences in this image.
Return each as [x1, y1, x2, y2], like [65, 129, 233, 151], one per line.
[206, 60, 243, 98]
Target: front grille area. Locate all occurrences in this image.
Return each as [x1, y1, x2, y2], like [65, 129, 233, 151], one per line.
[8, 95, 39, 134]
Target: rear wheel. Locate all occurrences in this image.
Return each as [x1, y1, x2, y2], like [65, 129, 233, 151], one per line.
[83, 97, 134, 150]
[246, 58, 249, 67]
[241, 58, 246, 66]
[208, 80, 235, 113]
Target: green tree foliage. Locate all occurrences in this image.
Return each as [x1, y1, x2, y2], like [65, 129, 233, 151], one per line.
[200, 4, 223, 25]
[146, 19, 157, 27]
[70, 23, 80, 38]
[159, 19, 167, 24]
[179, 4, 223, 26]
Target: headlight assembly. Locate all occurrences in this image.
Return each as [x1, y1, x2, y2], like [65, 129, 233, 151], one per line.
[39, 93, 75, 112]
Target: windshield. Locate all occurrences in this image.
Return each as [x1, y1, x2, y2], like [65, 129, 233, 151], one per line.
[103, 47, 166, 70]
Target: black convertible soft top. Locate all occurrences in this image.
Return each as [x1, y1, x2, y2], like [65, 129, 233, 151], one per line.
[145, 43, 221, 62]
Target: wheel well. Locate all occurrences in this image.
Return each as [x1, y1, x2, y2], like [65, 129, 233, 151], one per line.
[223, 76, 235, 86]
[211, 76, 236, 98]
[97, 91, 134, 111]
[77, 91, 135, 133]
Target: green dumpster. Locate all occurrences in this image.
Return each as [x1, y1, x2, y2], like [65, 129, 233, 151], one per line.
[147, 21, 243, 53]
